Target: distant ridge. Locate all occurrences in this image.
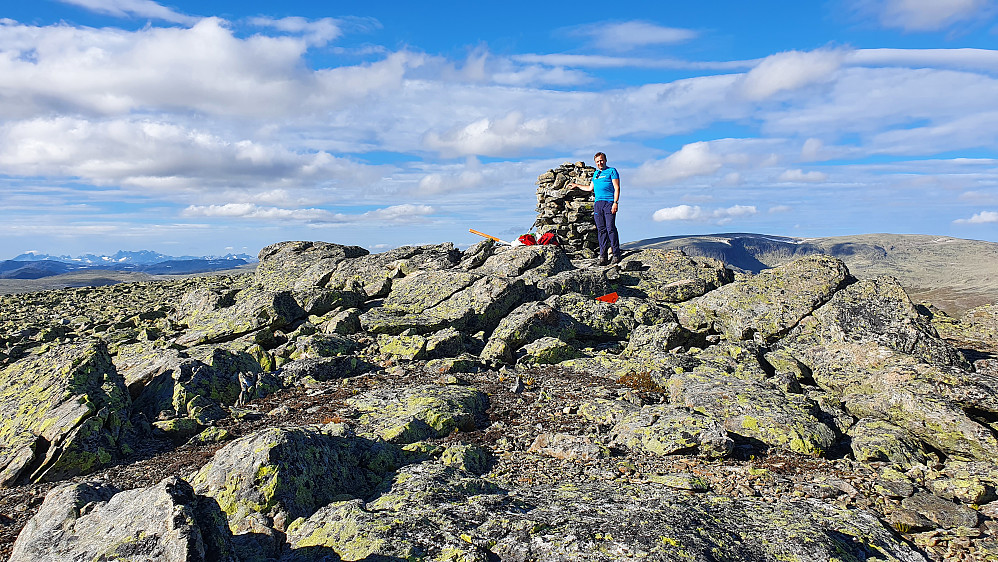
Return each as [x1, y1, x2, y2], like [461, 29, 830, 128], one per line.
[1, 250, 256, 280]
[626, 232, 998, 314]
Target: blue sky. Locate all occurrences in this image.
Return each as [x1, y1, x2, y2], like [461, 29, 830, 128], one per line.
[2, 0, 997, 258]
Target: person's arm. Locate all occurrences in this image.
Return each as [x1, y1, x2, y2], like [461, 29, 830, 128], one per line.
[568, 179, 593, 192]
[611, 178, 620, 213]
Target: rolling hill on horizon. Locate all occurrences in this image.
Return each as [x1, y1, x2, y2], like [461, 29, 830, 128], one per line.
[626, 232, 998, 315]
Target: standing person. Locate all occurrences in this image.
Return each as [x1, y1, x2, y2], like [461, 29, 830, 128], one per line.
[569, 152, 621, 265]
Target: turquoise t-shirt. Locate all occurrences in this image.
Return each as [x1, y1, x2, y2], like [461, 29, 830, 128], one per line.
[592, 167, 618, 202]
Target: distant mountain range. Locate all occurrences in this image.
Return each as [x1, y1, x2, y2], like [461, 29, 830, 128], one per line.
[0, 250, 256, 279]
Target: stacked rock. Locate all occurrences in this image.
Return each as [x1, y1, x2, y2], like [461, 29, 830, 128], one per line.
[534, 161, 599, 258]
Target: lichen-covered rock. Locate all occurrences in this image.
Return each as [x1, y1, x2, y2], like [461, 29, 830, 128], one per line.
[474, 245, 573, 281]
[901, 492, 980, 530]
[440, 442, 494, 474]
[675, 254, 850, 342]
[10, 476, 235, 562]
[528, 433, 609, 461]
[347, 384, 489, 444]
[284, 464, 927, 562]
[190, 426, 403, 533]
[289, 333, 358, 360]
[255, 241, 369, 293]
[325, 243, 462, 298]
[377, 333, 428, 361]
[177, 286, 305, 346]
[426, 326, 465, 359]
[848, 418, 933, 467]
[458, 239, 496, 270]
[0, 341, 137, 487]
[789, 277, 968, 369]
[283, 463, 499, 562]
[133, 357, 240, 424]
[624, 321, 692, 356]
[925, 461, 998, 505]
[278, 356, 374, 385]
[663, 344, 838, 456]
[618, 249, 734, 302]
[843, 374, 998, 462]
[480, 301, 587, 364]
[776, 279, 998, 461]
[152, 416, 204, 445]
[610, 404, 733, 459]
[932, 302, 998, 350]
[113, 342, 187, 399]
[535, 267, 611, 299]
[483, 293, 674, 364]
[361, 274, 526, 336]
[321, 307, 362, 335]
[516, 336, 581, 365]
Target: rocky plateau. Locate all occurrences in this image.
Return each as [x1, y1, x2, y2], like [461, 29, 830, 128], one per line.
[1, 163, 997, 561]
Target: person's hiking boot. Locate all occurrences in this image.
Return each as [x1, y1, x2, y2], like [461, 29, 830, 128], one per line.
[597, 254, 609, 266]
[609, 255, 621, 266]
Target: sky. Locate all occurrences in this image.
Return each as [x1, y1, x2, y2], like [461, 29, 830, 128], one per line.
[1, 0, 997, 258]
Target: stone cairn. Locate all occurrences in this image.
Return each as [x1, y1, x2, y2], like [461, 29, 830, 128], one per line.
[534, 161, 599, 258]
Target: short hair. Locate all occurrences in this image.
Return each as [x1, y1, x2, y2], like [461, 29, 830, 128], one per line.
[594, 152, 606, 160]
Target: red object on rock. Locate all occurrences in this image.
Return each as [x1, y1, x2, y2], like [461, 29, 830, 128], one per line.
[518, 234, 537, 245]
[596, 292, 619, 303]
[537, 232, 558, 245]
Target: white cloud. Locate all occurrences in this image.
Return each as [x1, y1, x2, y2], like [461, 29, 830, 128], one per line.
[769, 205, 793, 213]
[56, 0, 198, 25]
[653, 204, 704, 221]
[741, 49, 846, 101]
[0, 116, 390, 196]
[871, 0, 992, 31]
[652, 204, 757, 224]
[953, 210, 998, 224]
[633, 142, 723, 185]
[423, 111, 592, 157]
[182, 203, 435, 224]
[0, 19, 421, 118]
[247, 17, 344, 46]
[778, 169, 829, 182]
[512, 53, 757, 71]
[569, 21, 697, 52]
[849, 48, 998, 72]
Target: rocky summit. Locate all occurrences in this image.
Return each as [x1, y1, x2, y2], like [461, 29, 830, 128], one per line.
[1, 239, 997, 562]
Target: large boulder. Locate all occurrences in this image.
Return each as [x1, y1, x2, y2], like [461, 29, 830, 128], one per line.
[10, 476, 235, 562]
[778, 277, 998, 462]
[361, 273, 526, 335]
[662, 344, 839, 456]
[618, 249, 734, 302]
[176, 286, 305, 346]
[190, 426, 403, 534]
[481, 293, 677, 364]
[676, 255, 851, 342]
[0, 341, 137, 487]
[133, 354, 246, 425]
[346, 384, 489, 444]
[325, 243, 462, 298]
[254, 241, 369, 293]
[610, 404, 733, 458]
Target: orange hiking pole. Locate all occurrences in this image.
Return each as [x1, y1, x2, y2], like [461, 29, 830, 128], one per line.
[469, 229, 510, 245]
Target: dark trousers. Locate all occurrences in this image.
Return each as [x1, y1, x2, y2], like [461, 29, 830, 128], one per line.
[593, 200, 620, 258]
